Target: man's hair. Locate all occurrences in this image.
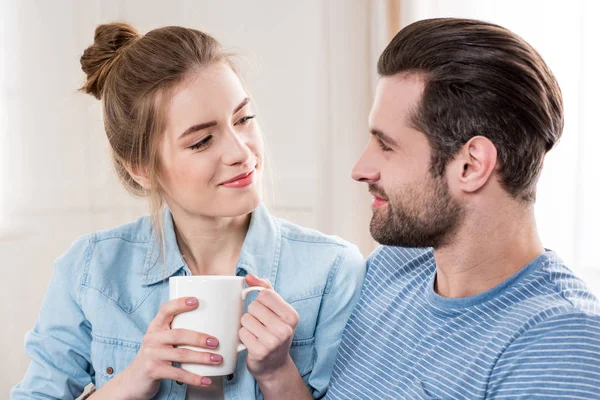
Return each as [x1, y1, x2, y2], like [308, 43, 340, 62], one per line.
[379, 18, 563, 202]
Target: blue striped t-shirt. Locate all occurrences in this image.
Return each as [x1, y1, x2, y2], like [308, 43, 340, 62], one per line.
[326, 247, 600, 399]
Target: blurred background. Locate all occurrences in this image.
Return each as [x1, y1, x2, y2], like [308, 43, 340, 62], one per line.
[1, 0, 599, 394]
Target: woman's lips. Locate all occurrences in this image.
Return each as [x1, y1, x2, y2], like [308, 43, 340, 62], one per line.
[221, 170, 255, 188]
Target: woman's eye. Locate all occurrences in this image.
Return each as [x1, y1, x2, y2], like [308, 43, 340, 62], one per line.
[236, 115, 256, 126]
[189, 135, 213, 150]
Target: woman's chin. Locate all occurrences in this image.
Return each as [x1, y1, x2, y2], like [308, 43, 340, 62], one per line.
[209, 191, 262, 218]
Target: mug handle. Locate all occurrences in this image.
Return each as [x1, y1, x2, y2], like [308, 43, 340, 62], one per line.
[237, 286, 266, 352]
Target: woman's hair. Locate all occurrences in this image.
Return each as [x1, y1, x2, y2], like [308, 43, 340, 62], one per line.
[80, 22, 237, 250]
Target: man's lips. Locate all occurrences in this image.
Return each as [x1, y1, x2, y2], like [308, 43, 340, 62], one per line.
[372, 195, 389, 208]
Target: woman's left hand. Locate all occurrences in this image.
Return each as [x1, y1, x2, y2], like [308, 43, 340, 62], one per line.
[240, 274, 300, 381]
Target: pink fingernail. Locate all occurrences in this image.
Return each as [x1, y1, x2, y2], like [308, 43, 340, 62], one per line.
[206, 337, 219, 348]
[201, 377, 212, 385]
[185, 298, 197, 306]
[210, 354, 223, 362]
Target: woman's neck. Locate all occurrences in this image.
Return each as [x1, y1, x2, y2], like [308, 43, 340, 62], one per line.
[171, 211, 251, 276]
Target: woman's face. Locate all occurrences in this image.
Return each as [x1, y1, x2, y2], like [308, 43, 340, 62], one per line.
[159, 63, 263, 218]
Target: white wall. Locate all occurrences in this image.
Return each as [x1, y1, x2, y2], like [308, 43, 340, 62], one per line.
[5, 0, 597, 394]
[0, 1, 375, 392]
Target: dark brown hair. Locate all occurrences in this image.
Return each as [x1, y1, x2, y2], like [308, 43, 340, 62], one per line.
[379, 18, 564, 201]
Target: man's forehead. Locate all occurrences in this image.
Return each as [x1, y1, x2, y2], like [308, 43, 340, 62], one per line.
[370, 74, 424, 124]
[377, 73, 424, 102]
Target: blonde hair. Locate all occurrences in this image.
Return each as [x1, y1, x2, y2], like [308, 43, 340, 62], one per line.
[80, 22, 236, 250]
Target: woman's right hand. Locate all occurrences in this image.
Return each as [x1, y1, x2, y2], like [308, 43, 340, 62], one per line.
[91, 297, 222, 400]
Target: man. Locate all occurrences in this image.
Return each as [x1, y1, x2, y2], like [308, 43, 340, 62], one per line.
[326, 18, 600, 399]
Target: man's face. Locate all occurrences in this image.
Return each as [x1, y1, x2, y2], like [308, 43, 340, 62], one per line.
[351, 74, 463, 248]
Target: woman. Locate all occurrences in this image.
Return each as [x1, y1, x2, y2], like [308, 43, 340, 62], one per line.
[11, 23, 365, 400]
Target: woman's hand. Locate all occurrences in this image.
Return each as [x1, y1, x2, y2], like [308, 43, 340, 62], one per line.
[91, 297, 222, 400]
[239, 274, 300, 382]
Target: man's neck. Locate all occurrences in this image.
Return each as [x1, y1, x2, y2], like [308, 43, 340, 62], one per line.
[433, 204, 544, 298]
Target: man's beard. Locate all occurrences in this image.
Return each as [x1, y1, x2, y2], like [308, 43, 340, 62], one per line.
[369, 174, 463, 248]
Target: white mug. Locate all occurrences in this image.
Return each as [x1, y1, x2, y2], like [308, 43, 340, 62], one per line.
[168, 276, 264, 376]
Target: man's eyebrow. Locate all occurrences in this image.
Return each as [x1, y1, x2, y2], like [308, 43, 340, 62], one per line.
[370, 128, 398, 146]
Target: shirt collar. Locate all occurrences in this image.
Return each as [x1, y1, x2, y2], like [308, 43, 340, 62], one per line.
[236, 203, 281, 283]
[141, 203, 281, 286]
[141, 206, 186, 285]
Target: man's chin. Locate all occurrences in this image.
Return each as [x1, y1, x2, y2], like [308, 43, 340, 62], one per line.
[369, 217, 396, 246]
[369, 216, 428, 248]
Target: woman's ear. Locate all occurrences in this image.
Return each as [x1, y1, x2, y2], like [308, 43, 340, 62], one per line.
[123, 163, 151, 190]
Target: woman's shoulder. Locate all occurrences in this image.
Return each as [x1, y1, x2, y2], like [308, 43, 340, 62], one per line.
[273, 216, 365, 291]
[276, 216, 353, 248]
[89, 214, 154, 244]
[56, 214, 154, 278]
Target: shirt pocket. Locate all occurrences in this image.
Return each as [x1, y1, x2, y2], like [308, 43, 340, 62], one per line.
[289, 337, 316, 378]
[287, 295, 319, 381]
[289, 296, 321, 342]
[90, 335, 140, 389]
[255, 338, 316, 400]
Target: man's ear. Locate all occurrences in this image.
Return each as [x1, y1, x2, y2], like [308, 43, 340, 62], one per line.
[452, 136, 498, 194]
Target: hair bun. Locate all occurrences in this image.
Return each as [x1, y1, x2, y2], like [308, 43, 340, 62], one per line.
[80, 22, 140, 99]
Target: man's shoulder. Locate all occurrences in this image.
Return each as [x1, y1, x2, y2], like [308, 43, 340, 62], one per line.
[531, 251, 600, 317]
[486, 250, 600, 349]
[490, 254, 600, 337]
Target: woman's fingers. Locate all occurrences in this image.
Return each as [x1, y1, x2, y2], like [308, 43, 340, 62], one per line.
[247, 301, 294, 342]
[255, 290, 300, 329]
[245, 275, 299, 329]
[153, 364, 214, 387]
[245, 274, 273, 290]
[147, 297, 199, 332]
[150, 346, 224, 365]
[241, 313, 282, 351]
[239, 326, 268, 358]
[145, 328, 219, 349]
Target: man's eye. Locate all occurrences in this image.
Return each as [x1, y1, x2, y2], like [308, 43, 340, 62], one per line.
[378, 139, 392, 152]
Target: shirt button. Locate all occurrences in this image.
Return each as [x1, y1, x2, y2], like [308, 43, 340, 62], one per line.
[106, 367, 114, 375]
[227, 373, 234, 381]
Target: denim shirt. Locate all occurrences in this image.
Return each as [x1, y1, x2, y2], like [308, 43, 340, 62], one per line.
[11, 204, 366, 400]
